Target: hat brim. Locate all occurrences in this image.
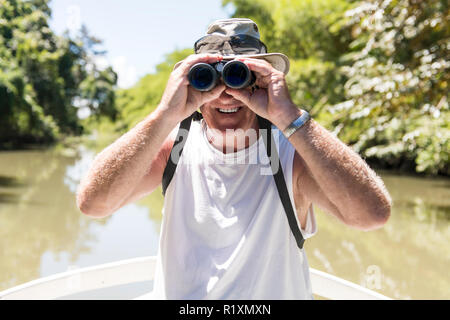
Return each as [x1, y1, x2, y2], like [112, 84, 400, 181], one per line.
[173, 52, 290, 75]
[221, 53, 290, 75]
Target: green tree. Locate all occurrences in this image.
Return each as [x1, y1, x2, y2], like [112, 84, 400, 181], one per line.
[225, 0, 449, 175]
[223, 0, 353, 114]
[87, 0, 448, 176]
[0, 0, 117, 148]
[113, 49, 193, 131]
[327, 0, 449, 175]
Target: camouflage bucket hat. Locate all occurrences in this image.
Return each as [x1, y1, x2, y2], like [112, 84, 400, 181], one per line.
[176, 18, 290, 74]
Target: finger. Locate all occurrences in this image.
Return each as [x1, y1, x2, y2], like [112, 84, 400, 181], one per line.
[236, 58, 280, 89]
[225, 88, 252, 107]
[174, 54, 222, 86]
[178, 54, 223, 75]
[185, 53, 223, 66]
[237, 57, 273, 67]
[236, 58, 274, 77]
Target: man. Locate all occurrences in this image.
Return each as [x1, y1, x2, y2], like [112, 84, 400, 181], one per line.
[77, 18, 391, 299]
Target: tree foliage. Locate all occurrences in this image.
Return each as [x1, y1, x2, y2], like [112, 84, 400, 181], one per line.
[111, 49, 193, 132]
[95, 0, 449, 176]
[330, 0, 449, 175]
[224, 0, 449, 175]
[0, 0, 117, 148]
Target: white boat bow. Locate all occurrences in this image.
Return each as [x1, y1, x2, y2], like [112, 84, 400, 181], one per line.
[0, 256, 391, 300]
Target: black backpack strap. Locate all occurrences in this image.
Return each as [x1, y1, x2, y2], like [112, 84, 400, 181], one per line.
[161, 111, 202, 196]
[161, 112, 305, 249]
[257, 115, 305, 249]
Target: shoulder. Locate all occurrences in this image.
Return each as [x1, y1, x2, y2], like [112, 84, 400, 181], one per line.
[159, 120, 203, 164]
[158, 124, 179, 165]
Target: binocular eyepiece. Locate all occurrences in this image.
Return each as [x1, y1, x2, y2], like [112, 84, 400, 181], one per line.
[188, 60, 255, 91]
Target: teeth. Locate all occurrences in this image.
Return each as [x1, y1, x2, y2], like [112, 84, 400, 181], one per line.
[219, 107, 239, 113]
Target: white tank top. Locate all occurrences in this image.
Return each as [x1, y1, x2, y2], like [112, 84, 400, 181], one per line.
[152, 119, 317, 299]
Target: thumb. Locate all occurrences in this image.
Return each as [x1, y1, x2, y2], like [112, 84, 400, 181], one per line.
[201, 84, 226, 104]
[225, 88, 252, 107]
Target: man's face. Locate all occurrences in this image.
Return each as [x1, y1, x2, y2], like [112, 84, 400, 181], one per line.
[200, 86, 257, 133]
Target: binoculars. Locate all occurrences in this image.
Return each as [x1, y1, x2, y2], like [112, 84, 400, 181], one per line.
[188, 60, 255, 91]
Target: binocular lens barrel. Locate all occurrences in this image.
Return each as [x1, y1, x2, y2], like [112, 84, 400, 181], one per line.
[188, 61, 254, 91]
[188, 63, 218, 92]
[222, 60, 253, 89]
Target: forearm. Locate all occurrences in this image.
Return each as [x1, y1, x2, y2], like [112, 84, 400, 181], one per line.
[76, 54, 227, 217]
[77, 107, 177, 217]
[275, 108, 392, 229]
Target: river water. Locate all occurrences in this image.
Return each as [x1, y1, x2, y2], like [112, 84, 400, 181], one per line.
[0, 145, 449, 299]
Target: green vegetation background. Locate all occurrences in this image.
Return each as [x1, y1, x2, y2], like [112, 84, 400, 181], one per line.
[1, 0, 448, 176]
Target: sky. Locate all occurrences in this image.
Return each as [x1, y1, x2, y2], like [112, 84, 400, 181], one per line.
[49, 0, 234, 88]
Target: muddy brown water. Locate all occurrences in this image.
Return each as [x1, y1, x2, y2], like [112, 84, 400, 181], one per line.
[0, 146, 448, 299]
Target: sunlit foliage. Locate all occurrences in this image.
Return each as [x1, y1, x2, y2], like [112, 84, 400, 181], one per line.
[330, 0, 449, 175]
[0, 0, 117, 148]
[112, 49, 193, 132]
[224, 0, 449, 175]
[16, 0, 445, 176]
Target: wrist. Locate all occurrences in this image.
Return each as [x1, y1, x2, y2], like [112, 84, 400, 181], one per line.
[272, 104, 302, 131]
[282, 109, 311, 139]
[149, 105, 182, 130]
[154, 104, 185, 127]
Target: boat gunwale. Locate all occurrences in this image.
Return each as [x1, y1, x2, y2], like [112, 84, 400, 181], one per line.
[0, 256, 391, 300]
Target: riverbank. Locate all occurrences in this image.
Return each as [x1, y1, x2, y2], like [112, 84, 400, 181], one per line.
[2, 129, 448, 178]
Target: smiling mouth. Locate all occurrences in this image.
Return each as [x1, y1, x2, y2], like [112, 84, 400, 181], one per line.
[217, 107, 243, 114]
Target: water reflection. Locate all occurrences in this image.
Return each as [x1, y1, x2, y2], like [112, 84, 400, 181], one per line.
[306, 171, 450, 299]
[0, 146, 449, 299]
[0, 149, 105, 290]
[0, 145, 163, 291]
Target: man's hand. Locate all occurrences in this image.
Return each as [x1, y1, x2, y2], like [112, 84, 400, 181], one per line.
[226, 57, 391, 231]
[158, 54, 226, 124]
[225, 57, 301, 130]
